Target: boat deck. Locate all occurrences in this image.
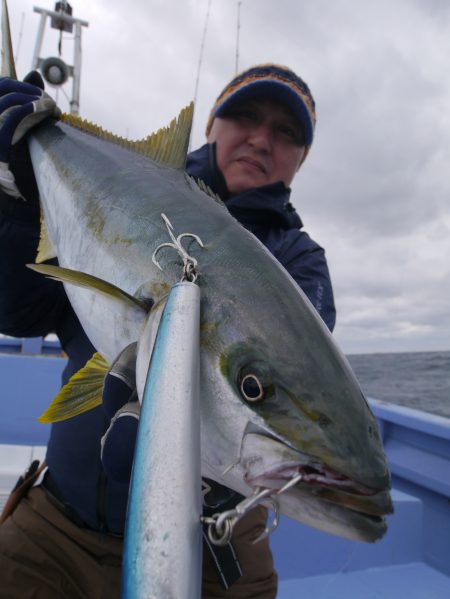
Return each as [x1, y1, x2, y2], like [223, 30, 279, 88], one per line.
[271, 486, 449, 597]
[278, 562, 450, 599]
[1, 338, 450, 597]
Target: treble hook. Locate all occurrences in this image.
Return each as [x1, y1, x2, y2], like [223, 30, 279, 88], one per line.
[251, 496, 280, 544]
[152, 213, 204, 282]
[202, 487, 276, 547]
[201, 472, 304, 547]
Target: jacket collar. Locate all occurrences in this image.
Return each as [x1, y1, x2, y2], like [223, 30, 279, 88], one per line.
[186, 144, 303, 231]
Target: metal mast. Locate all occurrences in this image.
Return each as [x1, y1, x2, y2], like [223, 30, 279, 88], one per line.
[31, 2, 88, 114]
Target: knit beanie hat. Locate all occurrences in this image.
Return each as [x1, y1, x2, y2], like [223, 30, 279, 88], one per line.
[206, 63, 316, 151]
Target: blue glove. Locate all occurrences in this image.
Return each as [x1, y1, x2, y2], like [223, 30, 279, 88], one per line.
[0, 72, 60, 198]
[101, 343, 140, 483]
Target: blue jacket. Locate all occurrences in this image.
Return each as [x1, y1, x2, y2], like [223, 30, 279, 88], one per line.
[187, 144, 336, 331]
[0, 142, 335, 534]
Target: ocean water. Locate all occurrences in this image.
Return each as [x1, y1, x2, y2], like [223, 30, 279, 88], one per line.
[347, 350, 450, 419]
[1, 337, 449, 419]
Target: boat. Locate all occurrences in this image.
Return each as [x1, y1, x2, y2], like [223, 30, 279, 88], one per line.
[1, 336, 449, 597]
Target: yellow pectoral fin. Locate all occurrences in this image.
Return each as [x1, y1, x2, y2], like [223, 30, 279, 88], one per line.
[39, 352, 109, 423]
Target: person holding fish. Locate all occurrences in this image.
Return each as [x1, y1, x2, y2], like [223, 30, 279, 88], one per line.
[0, 64, 336, 598]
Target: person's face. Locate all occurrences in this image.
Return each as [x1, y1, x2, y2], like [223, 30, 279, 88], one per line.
[207, 98, 306, 196]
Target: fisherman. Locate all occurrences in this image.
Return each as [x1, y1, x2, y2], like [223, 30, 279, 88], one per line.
[0, 64, 335, 598]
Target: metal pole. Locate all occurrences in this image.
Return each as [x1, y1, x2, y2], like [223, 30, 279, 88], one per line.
[33, 7, 89, 29]
[31, 10, 47, 70]
[70, 19, 82, 114]
[32, 6, 89, 113]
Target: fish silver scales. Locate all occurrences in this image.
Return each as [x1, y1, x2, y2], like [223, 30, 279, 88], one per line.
[27, 116, 392, 542]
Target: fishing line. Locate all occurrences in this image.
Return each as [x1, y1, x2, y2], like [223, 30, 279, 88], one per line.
[58, 85, 70, 106]
[14, 11, 25, 64]
[235, 0, 242, 74]
[316, 543, 359, 598]
[54, 87, 71, 114]
[191, 0, 212, 150]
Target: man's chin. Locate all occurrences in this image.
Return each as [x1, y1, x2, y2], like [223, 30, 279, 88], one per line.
[225, 172, 269, 196]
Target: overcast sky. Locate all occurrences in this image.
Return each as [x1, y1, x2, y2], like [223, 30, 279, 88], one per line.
[8, 0, 450, 355]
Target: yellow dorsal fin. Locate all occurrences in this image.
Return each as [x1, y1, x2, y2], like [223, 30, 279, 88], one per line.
[61, 102, 194, 170]
[36, 208, 57, 263]
[27, 263, 149, 312]
[1, 0, 17, 79]
[39, 352, 109, 423]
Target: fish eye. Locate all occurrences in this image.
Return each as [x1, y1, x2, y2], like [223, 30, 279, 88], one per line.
[240, 373, 265, 403]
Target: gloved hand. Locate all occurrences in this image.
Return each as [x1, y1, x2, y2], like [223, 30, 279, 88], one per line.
[101, 343, 140, 483]
[0, 71, 61, 198]
[100, 342, 244, 513]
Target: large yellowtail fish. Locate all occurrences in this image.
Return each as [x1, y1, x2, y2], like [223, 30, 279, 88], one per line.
[2, 0, 392, 545]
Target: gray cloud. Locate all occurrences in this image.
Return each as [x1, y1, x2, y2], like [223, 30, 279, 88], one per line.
[9, 0, 450, 354]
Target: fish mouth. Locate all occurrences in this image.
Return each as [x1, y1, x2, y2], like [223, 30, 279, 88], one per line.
[246, 462, 392, 520]
[240, 432, 393, 529]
